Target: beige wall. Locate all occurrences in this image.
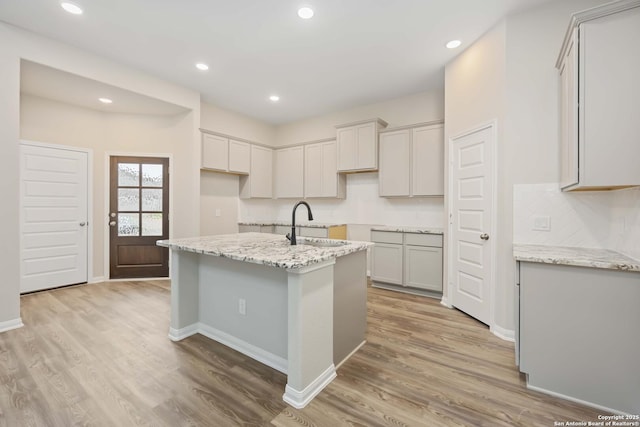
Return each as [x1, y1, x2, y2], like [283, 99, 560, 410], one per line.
[444, 0, 610, 336]
[200, 102, 276, 146]
[20, 94, 194, 281]
[274, 90, 444, 146]
[0, 22, 200, 328]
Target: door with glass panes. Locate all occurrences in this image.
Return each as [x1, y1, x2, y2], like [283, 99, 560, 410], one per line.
[109, 156, 169, 279]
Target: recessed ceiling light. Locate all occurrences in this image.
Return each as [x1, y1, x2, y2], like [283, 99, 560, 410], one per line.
[195, 63, 209, 71]
[269, 95, 280, 102]
[98, 98, 113, 104]
[446, 40, 462, 49]
[298, 7, 314, 19]
[61, 1, 83, 15]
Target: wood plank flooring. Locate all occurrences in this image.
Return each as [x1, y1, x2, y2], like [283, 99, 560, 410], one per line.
[0, 280, 605, 426]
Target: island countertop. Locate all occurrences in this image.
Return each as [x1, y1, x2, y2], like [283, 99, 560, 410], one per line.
[157, 232, 373, 269]
[514, 244, 640, 272]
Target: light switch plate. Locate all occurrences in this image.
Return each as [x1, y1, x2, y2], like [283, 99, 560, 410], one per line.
[532, 215, 551, 231]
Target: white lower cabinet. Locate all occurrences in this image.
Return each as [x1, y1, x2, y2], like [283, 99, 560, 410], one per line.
[371, 230, 443, 294]
[370, 243, 403, 285]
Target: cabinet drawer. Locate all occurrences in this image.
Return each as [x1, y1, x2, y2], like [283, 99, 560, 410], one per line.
[299, 227, 328, 238]
[404, 233, 442, 247]
[371, 231, 403, 244]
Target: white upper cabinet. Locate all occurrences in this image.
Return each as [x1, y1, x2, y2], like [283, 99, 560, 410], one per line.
[336, 118, 387, 172]
[201, 133, 250, 175]
[274, 146, 304, 198]
[240, 145, 273, 199]
[228, 139, 250, 174]
[202, 134, 229, 171]
[379, 129, 411, 196]
[378, 122, 444, 197]
[412, 124, 444, 196]
[557, 2, 640, 191]
[304, 140, 346, 198]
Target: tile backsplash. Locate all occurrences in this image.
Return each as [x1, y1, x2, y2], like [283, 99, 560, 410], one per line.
[513, 183, 640, 260]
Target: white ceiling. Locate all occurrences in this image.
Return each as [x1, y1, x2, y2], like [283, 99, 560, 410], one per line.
[21, 60, 190, 116]
[1, 0, 551, 124]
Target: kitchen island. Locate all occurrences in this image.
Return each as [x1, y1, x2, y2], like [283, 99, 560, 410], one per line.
[157, 233, 372, 408]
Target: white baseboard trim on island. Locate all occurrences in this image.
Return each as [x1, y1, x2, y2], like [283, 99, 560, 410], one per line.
[198, 323, 288, 375]
[282, 364, 337, 409]
[0, 318, 24, 333]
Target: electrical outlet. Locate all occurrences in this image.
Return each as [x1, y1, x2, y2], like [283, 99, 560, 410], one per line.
[532, 215, 551, 231]
[215, 208, 221, 217]
[238, 298, 246, 316]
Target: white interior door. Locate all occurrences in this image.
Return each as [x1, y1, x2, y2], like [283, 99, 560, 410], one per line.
[20, 143, 89, 293]
[449, 124, 495, 325]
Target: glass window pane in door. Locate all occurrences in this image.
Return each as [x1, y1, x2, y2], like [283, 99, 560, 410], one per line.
[118, 213, 139, 236]
[118, 189, 139, 211]
[141, 189, 162, 211]
[142, 164, 163, 187]
[141, 213, 162, 236]
[118, 163, 140, 186]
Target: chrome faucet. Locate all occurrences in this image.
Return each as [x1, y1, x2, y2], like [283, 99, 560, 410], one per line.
[287, 201, 313, 245]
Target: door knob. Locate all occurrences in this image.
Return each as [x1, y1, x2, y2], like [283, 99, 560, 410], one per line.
[79, 222, 86, 226]
[109, 221, 117, 227]
[480, 233, 490, 241]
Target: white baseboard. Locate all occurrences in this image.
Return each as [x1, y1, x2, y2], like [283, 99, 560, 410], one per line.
[89, 276, 105, 284]
[491, 324, 515, 342]
[168, 324, 199, 341]
[282, 364, 337, 409]
[0, 318, 24, 333]
[197, 323, 288, 374]
[440, 296, 452, 308]
[526, 383, 629, 415]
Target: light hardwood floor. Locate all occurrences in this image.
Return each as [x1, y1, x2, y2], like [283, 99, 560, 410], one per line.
[0, 280, 604, 426]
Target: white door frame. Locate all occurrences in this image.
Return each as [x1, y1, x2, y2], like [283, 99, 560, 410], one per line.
[446, 121, 498, 331]
[104, 151, 173, 280]
[19, 140, 94, 286]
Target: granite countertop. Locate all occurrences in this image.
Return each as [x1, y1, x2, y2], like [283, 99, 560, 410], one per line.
[157, 232, 372, 269]
[513, 244, 640, 272]
[239, 221, 346, 228]
[371, 225, 444, 235]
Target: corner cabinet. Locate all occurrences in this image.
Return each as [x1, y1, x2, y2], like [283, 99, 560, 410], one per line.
[304, 140, 346, 198]
[557, 1, 640, 191]
[378, 122, 444, 197]
[336, 118, 388, 172]
[371, 230, 443, 295]
[274, 146, 304, 198]
[239, 145, 273, 199]
[201, 133, 250, 175]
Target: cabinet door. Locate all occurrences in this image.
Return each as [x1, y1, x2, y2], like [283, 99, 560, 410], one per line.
[404, 245, 442, 292]
[298, 227, 328, 238]
[356, 122, 377, 170]
[275, 146, 304, 198]
[371, 243, 403, 285]
[228, 139, 250, 174]
[320, 141, 340, 197]
[202, 134, 228, 171]
[412, 125, 444, 196]
[243, 145, 272, 198]
[559, 28, 579, 189]
[379, 129, 410, 196]
[337, 127, 357, 171]
[304, 143, 323, 197]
